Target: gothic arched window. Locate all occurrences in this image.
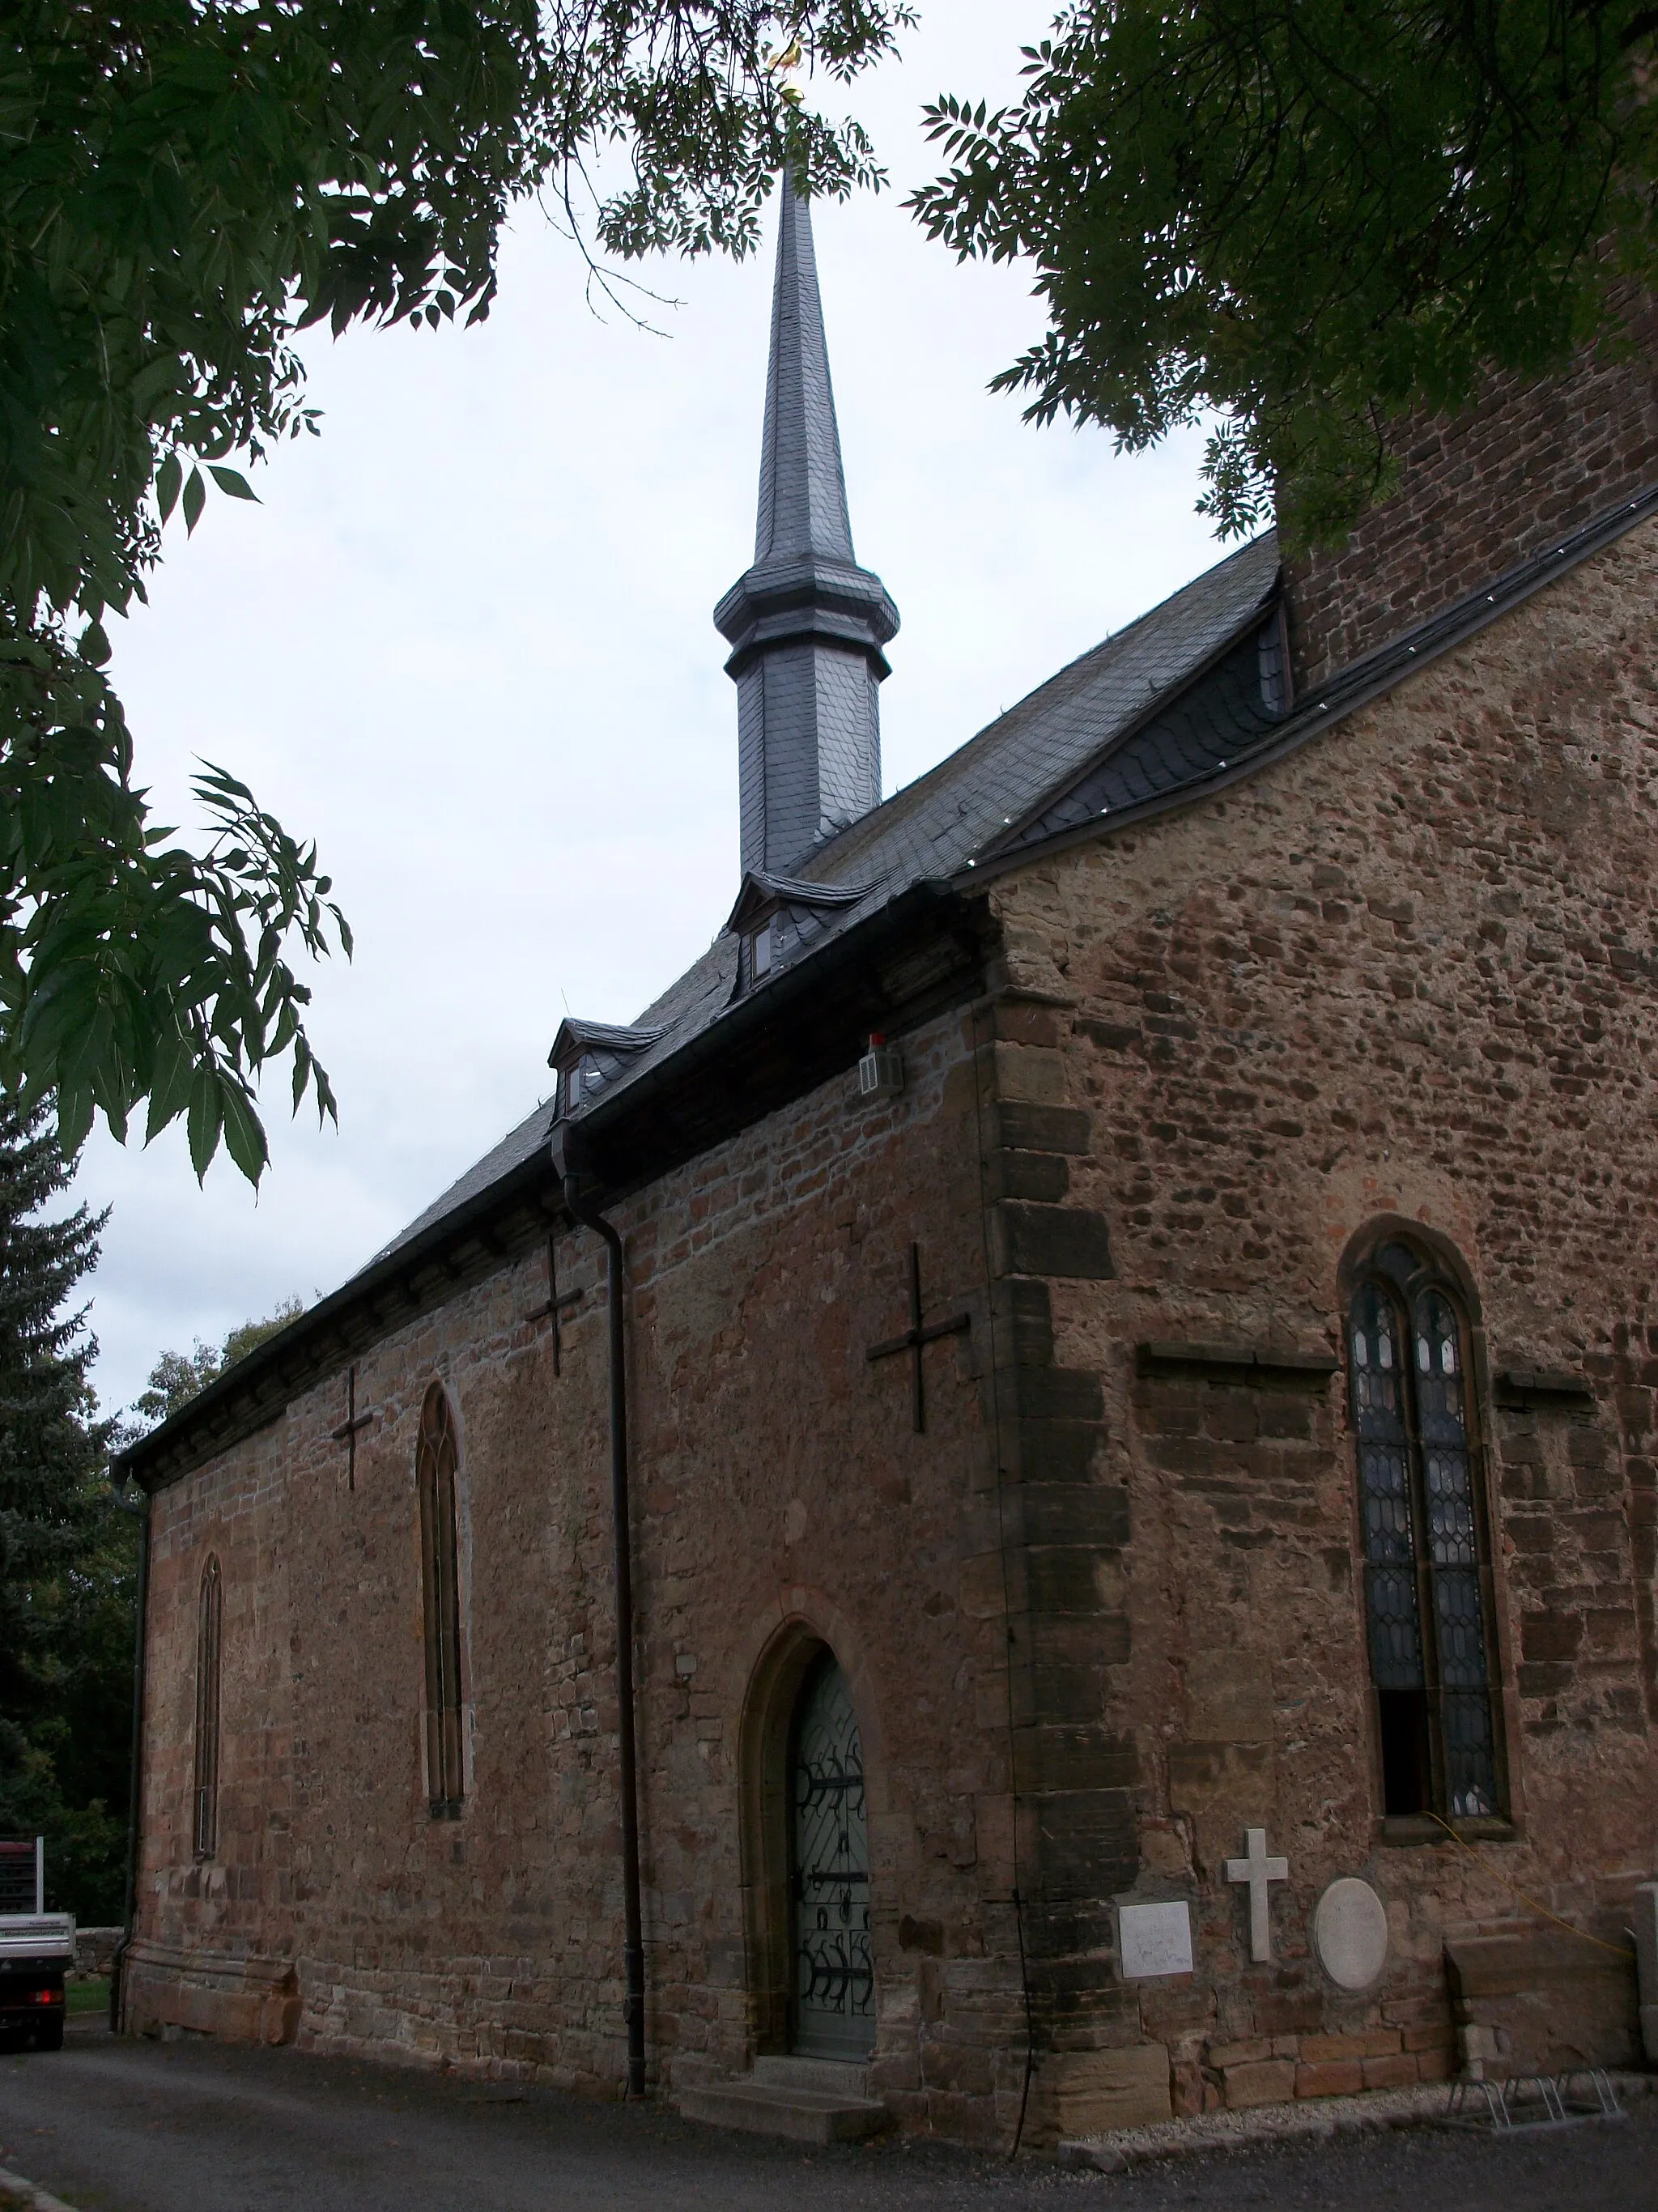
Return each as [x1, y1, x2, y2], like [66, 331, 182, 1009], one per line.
[1348, 1240, 1501, 1821]
[193, 1555, 222, 1859]
[417, 1383, 466, 1816]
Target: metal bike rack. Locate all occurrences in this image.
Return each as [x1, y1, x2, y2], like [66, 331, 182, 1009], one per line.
[1446, 2068, 1624, 2133]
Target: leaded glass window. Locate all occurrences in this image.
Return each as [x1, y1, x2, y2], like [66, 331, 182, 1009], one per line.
[1350, 1244, 1500, 1820]
[193, 1555, 222, 1859]
[417, 1383, 466, 1816]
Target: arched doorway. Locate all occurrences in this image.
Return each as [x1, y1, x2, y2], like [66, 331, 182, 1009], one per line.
[789, 1653, 874, 2058]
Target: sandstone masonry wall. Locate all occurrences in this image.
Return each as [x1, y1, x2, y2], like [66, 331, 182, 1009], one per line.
[985, 511, 1658, 2118]
[133, 1003, 1039, 2142]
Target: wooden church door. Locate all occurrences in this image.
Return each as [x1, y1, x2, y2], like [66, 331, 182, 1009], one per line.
[789, 1655, 875, 2058]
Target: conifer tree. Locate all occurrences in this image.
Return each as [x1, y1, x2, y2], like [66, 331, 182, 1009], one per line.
[0, 1100, 130, 1921]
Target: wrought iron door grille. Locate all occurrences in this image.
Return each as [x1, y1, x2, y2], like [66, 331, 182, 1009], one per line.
[791, 1660, 874, 2057]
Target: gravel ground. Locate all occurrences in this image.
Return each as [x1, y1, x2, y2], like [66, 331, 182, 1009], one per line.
[0, 2019, 1653, 2212]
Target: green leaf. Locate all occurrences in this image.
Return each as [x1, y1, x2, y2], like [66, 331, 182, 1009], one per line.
[182, 467, 206, 536]
[207, 466, 259, 504]
[79, 621, 111, 667]
[56, 1084, 96, 1159]
[144, 1032, 196, 1142]
[187, 1064, 223, 1180]
[219, 1082, 269, 1185]
[156, 453, 183, 523]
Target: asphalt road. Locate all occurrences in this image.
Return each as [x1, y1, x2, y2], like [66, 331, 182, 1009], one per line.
[1, 2021, 1654, 2211]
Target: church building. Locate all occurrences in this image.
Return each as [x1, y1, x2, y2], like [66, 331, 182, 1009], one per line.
[115, 181, 1658, 2150]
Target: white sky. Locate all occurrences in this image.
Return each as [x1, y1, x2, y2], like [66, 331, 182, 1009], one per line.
[76, 2, 1222, 1419]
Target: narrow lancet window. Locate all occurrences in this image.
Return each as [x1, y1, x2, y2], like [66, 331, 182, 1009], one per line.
[1350, 1243, 1500, 1820]
[417, 1382, 466, 1815]
[193, 1555, 222, 1859]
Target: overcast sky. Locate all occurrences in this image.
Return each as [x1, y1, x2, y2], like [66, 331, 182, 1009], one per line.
[77, 2, 1222, 1419]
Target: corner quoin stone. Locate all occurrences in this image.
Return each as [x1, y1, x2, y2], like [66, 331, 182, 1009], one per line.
[992, 1202, 1115, 1280]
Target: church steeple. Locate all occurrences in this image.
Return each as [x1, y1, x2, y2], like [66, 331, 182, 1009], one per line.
[753, 175, 855, 567]
[715, 177, 899, 878]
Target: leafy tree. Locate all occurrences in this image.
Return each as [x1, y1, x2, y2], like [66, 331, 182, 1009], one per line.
[3, 1, 909, 1178]
[134, 1296, 304, 1429]
[912, 2, 1658, 547]
[0, 1097, 131, 1922]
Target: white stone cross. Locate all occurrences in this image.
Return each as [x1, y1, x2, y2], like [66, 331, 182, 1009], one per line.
[1226, 1827, 1289, 1962]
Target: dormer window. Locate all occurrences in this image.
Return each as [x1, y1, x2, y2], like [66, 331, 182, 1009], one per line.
[725, 870, 869, 1002]
[548, 1019, 668, 1118]
[562, 1053, 598, 1113]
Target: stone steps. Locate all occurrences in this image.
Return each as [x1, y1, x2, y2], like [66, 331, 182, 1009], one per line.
[678, 2055, 888, 2146]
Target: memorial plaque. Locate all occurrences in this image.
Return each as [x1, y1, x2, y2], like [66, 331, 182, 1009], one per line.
[1312, 1877, 1389, 1990]
[1118, 1900, 1194, 1980]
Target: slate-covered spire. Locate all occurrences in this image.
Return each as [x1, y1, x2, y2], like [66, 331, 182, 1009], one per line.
[754, 178, 855, 566]
[715, 177, 899, 878]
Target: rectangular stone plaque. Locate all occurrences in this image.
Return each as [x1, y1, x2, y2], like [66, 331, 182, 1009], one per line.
[1118, 1900, 1193, 1980]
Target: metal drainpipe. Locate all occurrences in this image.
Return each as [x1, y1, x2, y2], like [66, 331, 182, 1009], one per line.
[109, 1476, 152, 2034]
[551, 1120, 647, 2099]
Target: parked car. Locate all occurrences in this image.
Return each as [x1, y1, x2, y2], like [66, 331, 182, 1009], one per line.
[0, 1840, 72, 2050]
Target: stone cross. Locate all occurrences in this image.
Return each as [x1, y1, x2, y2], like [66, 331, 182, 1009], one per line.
[1226, 1827, 1289, 1963]
[865, 1243, 971, 1433]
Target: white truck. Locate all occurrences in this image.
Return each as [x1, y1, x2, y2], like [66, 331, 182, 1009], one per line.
[0, 1838, 73, 2050]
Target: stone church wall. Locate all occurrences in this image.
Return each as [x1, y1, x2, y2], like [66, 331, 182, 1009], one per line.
[129, 999, 1042, 2143]
[1287, 292, 1658, 693]
[983, 511, 1658, 2123]
[129, 512, 1658, 2148]
[126, 1419, 302, 2045]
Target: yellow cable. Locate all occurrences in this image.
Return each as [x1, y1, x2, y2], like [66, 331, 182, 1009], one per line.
[1425, 1812, 1636, 1959]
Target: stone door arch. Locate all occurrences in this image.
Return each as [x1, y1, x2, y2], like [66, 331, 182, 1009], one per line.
[737, 1615, 882, 2060]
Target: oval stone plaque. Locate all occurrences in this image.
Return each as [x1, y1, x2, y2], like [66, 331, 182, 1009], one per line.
[1312, 1877, 1389, 1990]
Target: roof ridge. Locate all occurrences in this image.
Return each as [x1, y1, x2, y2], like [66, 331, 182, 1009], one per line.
[963, 475, 1658, 881]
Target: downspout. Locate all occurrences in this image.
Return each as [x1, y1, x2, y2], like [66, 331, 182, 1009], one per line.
[109, 1475, 152, 2035]
[551, 1119, 647, 2099]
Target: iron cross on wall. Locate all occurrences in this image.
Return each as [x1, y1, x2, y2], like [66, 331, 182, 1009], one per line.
[523, 1232, 585, 1375]
[865, 1243, 971, 1433]
[330, 1363, 375, 1491]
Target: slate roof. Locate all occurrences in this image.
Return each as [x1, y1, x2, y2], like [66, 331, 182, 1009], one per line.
[753, 174, 857, 568]
[375, 470, 1658, 1275]
[118, 471, 1658, 1491]
[373, 530, 1279, 1266]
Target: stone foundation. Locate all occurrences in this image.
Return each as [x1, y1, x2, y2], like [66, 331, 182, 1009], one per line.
[125, 1942, 300, 2046]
